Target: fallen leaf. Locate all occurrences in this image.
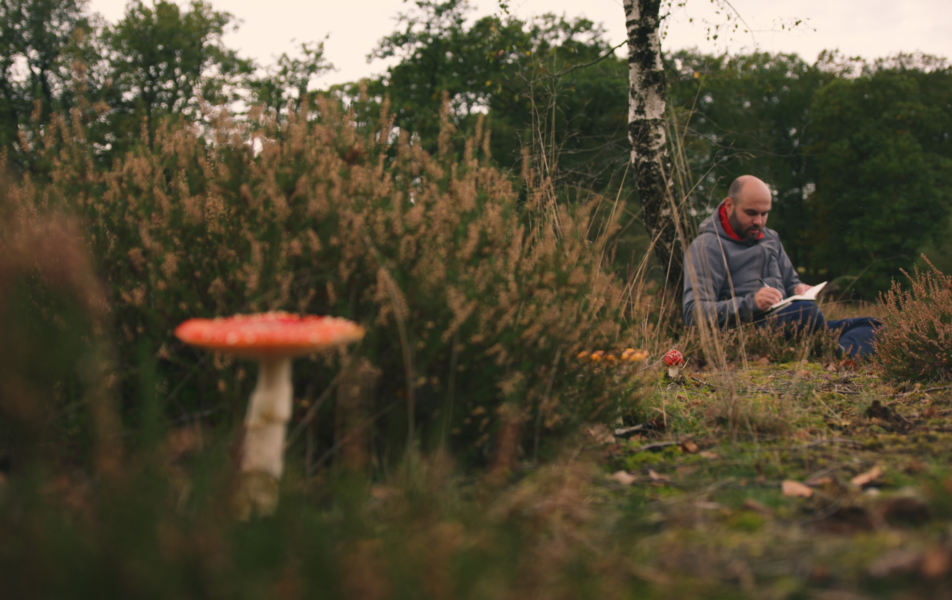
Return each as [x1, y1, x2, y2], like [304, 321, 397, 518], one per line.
[585, 424, 616, 445]
[680, 440, 699, 454]
[782, 480, 814, 498]
[696, 501, 725, 511]
[851, 465, 883, 488]
[921, 548, 951, 578]
[796, 369, 811, 378]
[742, 498, 773, 516]
[648, 469, 669, 482]
[609, 471, 636, 486]
[757, 356, 770, 365]
[807, 476, 834, 487]
[699, 451, 719, 459]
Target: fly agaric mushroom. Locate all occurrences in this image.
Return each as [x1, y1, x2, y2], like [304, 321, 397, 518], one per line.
[175, 312, 364, 517]
[663, 349, 684, 379]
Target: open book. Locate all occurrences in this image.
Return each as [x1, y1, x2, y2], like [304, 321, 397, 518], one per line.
[765, 281, 828, 313]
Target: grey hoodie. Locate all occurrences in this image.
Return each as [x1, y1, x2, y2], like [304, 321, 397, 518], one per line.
[682, 201, 802, 327]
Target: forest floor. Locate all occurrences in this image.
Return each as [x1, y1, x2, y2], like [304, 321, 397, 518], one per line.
[8, 355, 952, 599]
[589, 359, 952, 599]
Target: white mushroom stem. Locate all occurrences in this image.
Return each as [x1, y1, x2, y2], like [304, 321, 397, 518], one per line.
[241, 357, 293, 479]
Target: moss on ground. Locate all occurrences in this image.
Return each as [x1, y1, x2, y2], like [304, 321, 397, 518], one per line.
[595, 359, 952, 598]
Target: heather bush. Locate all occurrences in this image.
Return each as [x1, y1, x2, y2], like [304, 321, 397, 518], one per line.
[0, 191, 119, 472]
[874, 256, 952, 382]
[7, 97, 642, 467]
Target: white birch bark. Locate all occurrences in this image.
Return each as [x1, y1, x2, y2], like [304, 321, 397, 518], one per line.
[623, 0, 685, 293]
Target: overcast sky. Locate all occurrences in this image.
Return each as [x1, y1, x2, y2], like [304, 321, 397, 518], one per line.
[88, 0, 952, 87]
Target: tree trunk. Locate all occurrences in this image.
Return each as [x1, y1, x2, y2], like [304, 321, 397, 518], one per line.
[624, 0, 685, 297]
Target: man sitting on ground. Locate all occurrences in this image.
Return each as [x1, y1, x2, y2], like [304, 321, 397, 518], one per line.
[682, 175, 879, 357]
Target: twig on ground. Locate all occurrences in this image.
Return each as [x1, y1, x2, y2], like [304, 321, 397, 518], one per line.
[832, 387, 860, 396]
[633, 439, 691, 453]
[689, 376, 718, 390]
[614, 424, 646, 438]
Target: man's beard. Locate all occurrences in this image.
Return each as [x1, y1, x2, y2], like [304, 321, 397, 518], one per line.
[728, 209, 761, 239]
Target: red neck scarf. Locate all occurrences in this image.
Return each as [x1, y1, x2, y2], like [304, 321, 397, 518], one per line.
[718, 203, 763, 241]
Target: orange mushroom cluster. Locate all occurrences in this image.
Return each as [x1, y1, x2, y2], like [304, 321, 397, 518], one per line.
[576, 348, 649, 365]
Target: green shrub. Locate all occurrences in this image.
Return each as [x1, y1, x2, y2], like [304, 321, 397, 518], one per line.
[874, 257, 952, 382]
[8, 98, 642, 466]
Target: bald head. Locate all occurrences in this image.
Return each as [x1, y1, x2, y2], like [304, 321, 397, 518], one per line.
[727, 175, 771, 206]
[724, 175, 772, 239]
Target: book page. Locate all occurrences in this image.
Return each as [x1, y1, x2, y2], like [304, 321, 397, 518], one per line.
[767, 281, 828, 312]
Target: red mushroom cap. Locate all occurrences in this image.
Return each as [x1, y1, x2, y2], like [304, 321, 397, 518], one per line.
[175, 312, 364, 358]
[663, 349, 684, 367]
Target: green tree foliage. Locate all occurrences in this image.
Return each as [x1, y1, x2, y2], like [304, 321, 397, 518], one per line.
[667, 50, 952, 295]
[367, 0, 629, 191]
[245, 39, 334, 117]
[666, 51, 832, 266]
[1, 0, 951, 298]
[0, 0, 103, 170]
[102, 0, 252, 151]
[807, 58, 952, 293]
[0, 0, 259, 166]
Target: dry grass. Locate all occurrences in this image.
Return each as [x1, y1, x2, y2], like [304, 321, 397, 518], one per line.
[874, 256, 952, 382]
[0, 190, 120, 475]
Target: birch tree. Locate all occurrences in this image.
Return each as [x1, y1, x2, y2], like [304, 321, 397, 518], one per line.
[624, 0, 763, 296]
[623, 0, 685, 292]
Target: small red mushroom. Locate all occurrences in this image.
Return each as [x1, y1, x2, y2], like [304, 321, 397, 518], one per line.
[663, 349, 684, 379]
[175, 312, 364, 517]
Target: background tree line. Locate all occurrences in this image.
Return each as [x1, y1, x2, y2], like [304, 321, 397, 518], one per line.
[2, 0, 951, 296]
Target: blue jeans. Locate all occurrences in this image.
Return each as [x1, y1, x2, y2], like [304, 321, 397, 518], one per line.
[753, 302, 881, 358]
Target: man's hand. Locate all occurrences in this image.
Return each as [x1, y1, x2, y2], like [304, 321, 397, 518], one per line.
[793, 283, 812, 296]
[754, 286, 784, 311]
